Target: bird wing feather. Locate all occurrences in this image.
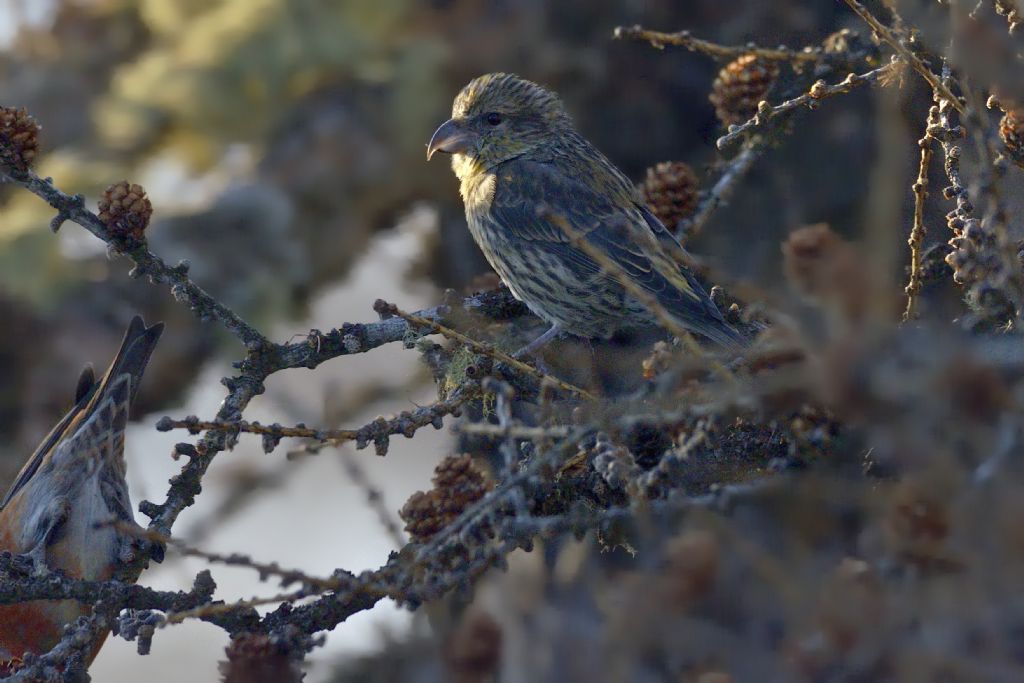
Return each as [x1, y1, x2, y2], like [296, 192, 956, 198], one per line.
[48, 373, 131, 473]
[489, 158, 736, 340]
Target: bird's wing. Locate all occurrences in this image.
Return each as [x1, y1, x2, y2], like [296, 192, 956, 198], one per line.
[0, 316, 163, 511]
[490, 158, 738, 343]
[49, 372, 132, 473]
[19, 373, 132, 557]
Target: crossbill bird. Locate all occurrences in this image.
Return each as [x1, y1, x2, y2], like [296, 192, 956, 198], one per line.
[0, 316, 162, 669]
[427, 73, 743, 353]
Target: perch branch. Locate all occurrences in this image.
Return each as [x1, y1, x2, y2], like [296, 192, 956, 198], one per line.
[374, 300, 597, 400]
[612, 25, 820, 63]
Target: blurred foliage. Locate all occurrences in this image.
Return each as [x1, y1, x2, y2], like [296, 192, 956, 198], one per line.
[102, 0, 413, 160]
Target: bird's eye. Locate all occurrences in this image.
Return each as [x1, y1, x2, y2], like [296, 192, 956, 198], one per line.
[485, 112, 503, 126]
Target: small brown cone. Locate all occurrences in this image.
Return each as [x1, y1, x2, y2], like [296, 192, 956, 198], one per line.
[709, 54, 779, 127]
[0, 107, 41, 172]
[399, 489, 448, 542]
[432, 454, 490, 517]
[639, 161, 700, 229]
[782, 224, 870, 329]
[220, 633, 302, 683]
[400, 455, 491, 542]
[98, 180, 153, 241]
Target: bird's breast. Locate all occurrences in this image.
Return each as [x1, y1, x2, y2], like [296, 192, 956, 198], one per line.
[457, 166, 496, 212]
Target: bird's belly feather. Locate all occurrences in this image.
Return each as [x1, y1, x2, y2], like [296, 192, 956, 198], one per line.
[466, 211, 640, 337]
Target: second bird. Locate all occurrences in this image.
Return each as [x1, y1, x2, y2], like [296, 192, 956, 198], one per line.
[0, 316, 162, 669]
[427, 72, 743, 353]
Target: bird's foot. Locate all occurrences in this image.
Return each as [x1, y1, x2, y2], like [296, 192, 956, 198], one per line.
[513, 324, 563, 360]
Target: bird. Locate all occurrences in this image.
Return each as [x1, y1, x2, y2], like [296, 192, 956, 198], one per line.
[426, 72, 743, 355]
[0, 316, 163, 670]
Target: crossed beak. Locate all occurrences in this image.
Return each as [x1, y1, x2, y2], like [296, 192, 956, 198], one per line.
[427, 118, 476, 160]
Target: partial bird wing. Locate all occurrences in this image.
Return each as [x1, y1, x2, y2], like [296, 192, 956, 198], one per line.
[17, 372, 134, 559]
[49, 372, 132, 473]
[490, 158, 741, 346]
[0, 316, 163, 510]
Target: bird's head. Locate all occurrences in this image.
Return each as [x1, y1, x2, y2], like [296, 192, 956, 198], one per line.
[427, 73, 569, 177]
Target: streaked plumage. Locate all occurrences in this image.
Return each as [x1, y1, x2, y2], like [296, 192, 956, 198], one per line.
[0, 316, 162, 666]
[427, 73, 742, 349]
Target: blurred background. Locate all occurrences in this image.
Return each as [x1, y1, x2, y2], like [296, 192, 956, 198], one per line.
[0, 0, 997, 680]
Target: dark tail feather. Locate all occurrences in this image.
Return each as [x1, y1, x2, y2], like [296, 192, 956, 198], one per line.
[95, 315, 164, 408]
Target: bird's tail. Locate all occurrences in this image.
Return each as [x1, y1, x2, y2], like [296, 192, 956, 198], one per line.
[0, 316, 163, 510]
[694, 318, 751, 351]
[89, 315, 164, 410]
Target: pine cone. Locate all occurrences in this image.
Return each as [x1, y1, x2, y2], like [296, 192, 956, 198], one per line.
[639, 161, 700, 229]
[98, 180, 153, 241]
[709, 54, 780, 127]
[782, 224, 868, 325]
[0, 107, 40, 172]
[399, 455, 491, 542]
[220, 633, 302, 683]
[399, 489, 448, 542]
[999, 108, 1024, 169]
[433, 454, 490, 517]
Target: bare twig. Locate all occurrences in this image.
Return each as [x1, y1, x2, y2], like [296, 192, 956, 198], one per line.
[841, 0, 966, 114]
[453, 423, 573, 440]
[677, 144, 762, 242]
[164, 589, 316, 625]
[904, 113, 936, 321]
[715, 62, 895, 149]
[612, 25, 820, 64]
[503, 477, 783, 538]
[156, 387, 477, 457]
[4, 614, 109, 682]
[0, 554, 225, 618]
[375, 300, 598, 400]
[335, 448, 406, 547]
[111, 525, 344, 592]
